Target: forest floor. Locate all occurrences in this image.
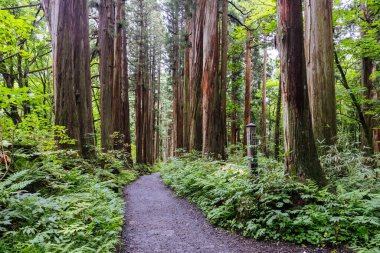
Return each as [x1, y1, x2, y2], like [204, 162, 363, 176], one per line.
[118, 173, 347, 253]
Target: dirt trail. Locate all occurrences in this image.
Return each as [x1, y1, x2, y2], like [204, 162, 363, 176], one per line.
[119, 173, 344, 253]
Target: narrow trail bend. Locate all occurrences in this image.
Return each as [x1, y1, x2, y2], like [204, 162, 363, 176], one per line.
[119, 173, 334, 253]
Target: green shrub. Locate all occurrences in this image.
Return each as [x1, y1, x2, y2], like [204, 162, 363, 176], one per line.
[159, 151, 380, 253]
[0, 150, 138, 253]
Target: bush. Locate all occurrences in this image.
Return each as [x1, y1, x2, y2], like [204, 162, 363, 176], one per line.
[0, 150, 138, 253]
[159, 151, 380, 253]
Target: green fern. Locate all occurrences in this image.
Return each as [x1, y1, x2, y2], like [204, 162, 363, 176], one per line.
[159, 151, 380, 251]
[0, 169, 30, 191]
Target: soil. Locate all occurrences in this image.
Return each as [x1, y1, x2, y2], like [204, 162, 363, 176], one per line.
[119, 173, 351, 253]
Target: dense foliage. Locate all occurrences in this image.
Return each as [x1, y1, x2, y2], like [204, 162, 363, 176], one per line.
[0, 148, 137, 252]
[0, 0, 379, 251]
[159, 147, 380, 252]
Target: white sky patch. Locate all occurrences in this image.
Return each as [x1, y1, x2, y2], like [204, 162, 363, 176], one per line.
[268, 48, 279, 60]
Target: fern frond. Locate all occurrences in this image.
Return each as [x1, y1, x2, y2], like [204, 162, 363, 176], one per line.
[0, 170, 30, 191]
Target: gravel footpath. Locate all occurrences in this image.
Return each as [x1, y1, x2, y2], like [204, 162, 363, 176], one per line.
[119, 173, 350, 253]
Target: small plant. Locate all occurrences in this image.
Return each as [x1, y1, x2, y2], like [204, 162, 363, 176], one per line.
[159, 148, 380, 252]
[0, 148, 138, 253]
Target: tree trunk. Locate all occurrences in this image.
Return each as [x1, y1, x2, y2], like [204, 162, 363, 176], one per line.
[360, 2, 380, 153]
[112, 0, 124, 150]
[17, 49, 31, 116]
[0, 55, 22, 125]
[99, 0, 115, 151]
[305, 0, 337, 145]
[334, 51, 372, 152]
[155, 53, 162, 160]
[147, 46, 156, 164]
[171, 3, 183, 154]
[135, 0, 145, 164]
[372, 64, 380, 153]
[261, 45, 268, 155]
[274, 79, 282, 161]
[41, 0, 95, 159]
[220, 0, 228, 148]
[201, 0, 224, 158]
[230, 76, 238, 146]
[183, 15, 192, 151]
[244, 30, 252, 146]
[277, 0, 326, 186]
[361, 57, 374, 152]
[121, 4, 132, 164]
[189, 0, 204, 152]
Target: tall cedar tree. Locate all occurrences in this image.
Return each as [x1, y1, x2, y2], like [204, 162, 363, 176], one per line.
[112, 0, 124, 150]
[277, 0, 327, 186]
[189, 0, 204, 151]
[99, 0, 115, 151]
[261, 45, 268, 155]
[220, 0, 228, 148]
[170, 1, 183, 154]
[154, 53, 162, 160]
[305, 0, 337, 145]
[244, 30, 252, 146]
[41, 0, 95, 159]
[201, 0, 224, 158]
[121, 0, 132, 163]
[134, 0, 156, 164]
[183, 2, 192, 151]
[361, 4, 380, 153]
[135, 0, 146, 164]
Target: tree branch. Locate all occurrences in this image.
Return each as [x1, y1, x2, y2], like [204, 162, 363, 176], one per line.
[227, 13, 253, 31]
[334, 51, 372, 146]
[228, 1, 251, 16]
[1, 3, 40, 10]
[0, 53, 19, 63]
[29, 66, 52, 74]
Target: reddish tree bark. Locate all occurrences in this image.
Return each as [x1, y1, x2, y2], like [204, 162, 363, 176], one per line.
[244, 30, 252, 146]
[112, 0, 124, 150]
[41, 0, 95, 158]
[99, 0, 115, 151]
[220, 0, 228, 148]
[261, 45, 268, 155]
[183, 14, 192, 151]
[229, 52, 242, 146]
[121, 4, 132, 164]
[201, 0, 224, 158]
[155, 53, 162, 161]
[135, 0, 145, 164]
[133, 0, 156, 164]
[277, 0, 326, 186]
[146, 46, 156, 164]
[171, 2, 183, 154]
[230, 82, 238, 146]
[305, 0, 337, 145]
[189, 0, 205, 152]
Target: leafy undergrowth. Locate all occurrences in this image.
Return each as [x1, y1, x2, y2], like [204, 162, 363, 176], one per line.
[159, 149, 380, 253]
[0, 150, 138, 253]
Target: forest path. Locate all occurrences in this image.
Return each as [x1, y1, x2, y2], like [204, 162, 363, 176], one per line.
[119, 173, 331, 253]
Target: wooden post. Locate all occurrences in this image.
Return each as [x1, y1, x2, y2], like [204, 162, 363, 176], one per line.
[246, 123, 258, 173]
